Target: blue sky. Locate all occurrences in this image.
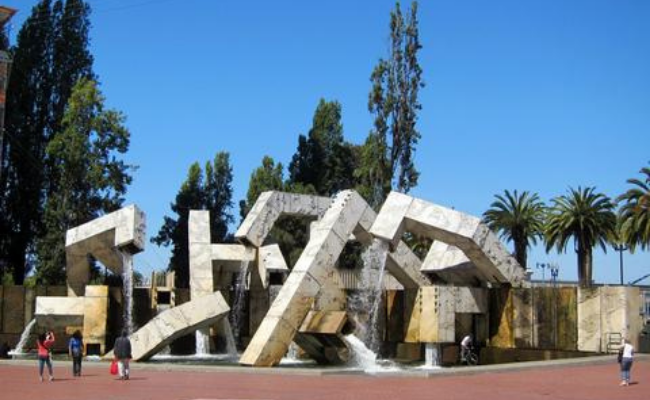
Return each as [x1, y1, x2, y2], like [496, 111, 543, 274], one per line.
[8, 0, 650, 284]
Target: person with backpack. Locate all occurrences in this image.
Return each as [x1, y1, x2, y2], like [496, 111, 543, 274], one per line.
[68, 330, 84, 377]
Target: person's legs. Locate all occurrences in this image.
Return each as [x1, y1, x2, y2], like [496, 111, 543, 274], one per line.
[72, 356, 80, 376]
[38, 357, 45, 380]
[117, 359, 125, 379]
[123, 358, 130, 379]
[45, 357, 53, 380]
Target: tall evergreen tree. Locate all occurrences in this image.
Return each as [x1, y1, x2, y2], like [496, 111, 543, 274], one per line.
[153, 164, 203, 289]
[1, 0, 56, 284]
[357, 1, 424, 207]
[34, 79, 133, 284]
[153, 152, 234, 288]
[205, 152, 235, 243]
[0, 0, 94, 284]
[288, 99, 357, 196]
[240, 155, 285, 219]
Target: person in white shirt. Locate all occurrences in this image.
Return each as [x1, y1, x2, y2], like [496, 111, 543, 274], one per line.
[460, 334, 472, 361]
[619, 338, 634, 386]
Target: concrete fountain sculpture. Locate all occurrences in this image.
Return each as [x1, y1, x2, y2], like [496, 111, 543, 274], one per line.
[27, 189, 643, 367]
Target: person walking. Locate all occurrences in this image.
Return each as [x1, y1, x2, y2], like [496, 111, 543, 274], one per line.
[36, 331, 55, 382]
[619, 338, 634, 386]
[113, 330, 132, 380]
[68, 330, 84, 377]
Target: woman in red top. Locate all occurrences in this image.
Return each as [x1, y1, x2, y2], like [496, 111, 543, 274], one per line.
[36, 331, 55, 382]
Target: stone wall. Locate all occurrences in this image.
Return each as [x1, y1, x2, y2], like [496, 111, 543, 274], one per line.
[489, 285, 642, 353]
[0, 285, 67, 351]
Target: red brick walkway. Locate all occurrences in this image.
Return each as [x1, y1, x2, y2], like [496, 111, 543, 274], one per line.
[0, 358, 646, 400]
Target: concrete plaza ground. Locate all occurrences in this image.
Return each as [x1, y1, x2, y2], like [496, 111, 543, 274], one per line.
[0, 355, 646, 400]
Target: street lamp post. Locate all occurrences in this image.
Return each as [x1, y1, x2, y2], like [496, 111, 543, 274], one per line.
[536, 262, 547, 283]
[613, 244, 628, 285]
[549, 262, 560, 286]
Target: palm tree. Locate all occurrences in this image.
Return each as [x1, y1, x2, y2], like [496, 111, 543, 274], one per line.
[545, 187, 616, 287]
[483, 190, 546, 269]
[617, 164, 650, 252]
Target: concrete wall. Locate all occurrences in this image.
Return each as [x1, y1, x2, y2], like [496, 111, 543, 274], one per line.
[0, 285, 68, 351]
[489, 285, 642, 353]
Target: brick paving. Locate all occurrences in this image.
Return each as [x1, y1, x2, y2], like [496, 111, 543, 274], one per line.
[0, 356, 646, 400]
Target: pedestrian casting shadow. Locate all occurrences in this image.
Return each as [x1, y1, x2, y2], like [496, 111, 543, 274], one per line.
[113, 377, 147, 381]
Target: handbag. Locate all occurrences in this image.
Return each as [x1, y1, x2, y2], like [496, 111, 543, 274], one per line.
[110, 359, 118, 375]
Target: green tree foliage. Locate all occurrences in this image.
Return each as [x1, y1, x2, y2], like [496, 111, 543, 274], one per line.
[483, 190, 546, 269]
[617, 164, 650, 252]
[357, 1, 424, 207]
[241, 156, 317, 267]
[153, 153, 234, 288]
[240, 155, 285, 219]
[289, 99, 357, 196]
[0, 0, 94, 284]
[34, 79, 133, 284]
[545, 187, 616, 287]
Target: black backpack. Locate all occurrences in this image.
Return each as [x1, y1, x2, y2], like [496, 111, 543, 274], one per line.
[617, 347, 623, 363]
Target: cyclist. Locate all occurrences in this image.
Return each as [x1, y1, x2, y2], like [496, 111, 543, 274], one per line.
[460, 334, 472, 363]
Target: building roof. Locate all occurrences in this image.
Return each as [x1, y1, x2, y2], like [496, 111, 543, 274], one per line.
[0, 7, 16, 28]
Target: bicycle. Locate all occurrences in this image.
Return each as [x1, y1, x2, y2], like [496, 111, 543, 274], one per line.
[459, 345, 479, 366]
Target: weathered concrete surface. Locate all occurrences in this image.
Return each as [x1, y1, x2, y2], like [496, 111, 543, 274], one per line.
[235, 191, 332, 247]
[577, 286, 642, 352]
[370, 192, 527, 287]
[239, 190, 432, 366]
[240, 191, 366, 366]
[294, 310, 350, 365]
[35, 297, 85, 328]
[83, 286, 110, 354]
[422, 241, 487, 286]
[122, 291, 229, 361]
[35, 285, 110, 353]
[189, 210, 261, 298]
[65, 205, 146, 296]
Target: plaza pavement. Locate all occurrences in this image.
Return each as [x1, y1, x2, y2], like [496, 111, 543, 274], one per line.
[0, 354, 646, 400]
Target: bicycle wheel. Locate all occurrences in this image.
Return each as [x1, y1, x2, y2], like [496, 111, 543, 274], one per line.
[467, 352, 478, 366]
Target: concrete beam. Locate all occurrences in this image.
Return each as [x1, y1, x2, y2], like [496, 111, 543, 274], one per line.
[370, 192, 527, 287]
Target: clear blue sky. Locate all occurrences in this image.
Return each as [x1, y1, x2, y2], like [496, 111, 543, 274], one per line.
[7, 0, 650, 285]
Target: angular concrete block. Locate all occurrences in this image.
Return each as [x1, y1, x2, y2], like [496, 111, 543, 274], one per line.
[386, 241, 430, 289]
[370, 192, 527, 287]
[35, 297, 85, 328]
[127, 291, 229, 361]
[454, 287, 487, 313]
[65, 205, 145, 296]
[235, 191, 331, 247]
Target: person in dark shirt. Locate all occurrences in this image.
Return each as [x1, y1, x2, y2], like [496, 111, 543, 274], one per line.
[68, 330, 84, 377]
[113, 330, 132, 380]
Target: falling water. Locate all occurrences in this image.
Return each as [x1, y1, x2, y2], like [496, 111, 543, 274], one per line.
[10, 319, 37, 355]
[230, 260, 249, 345]
[195, 330, 209, 356]
[349, 239, 389, 355]
[220, 318, 237, 357]
[119, 250, 134, 335]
